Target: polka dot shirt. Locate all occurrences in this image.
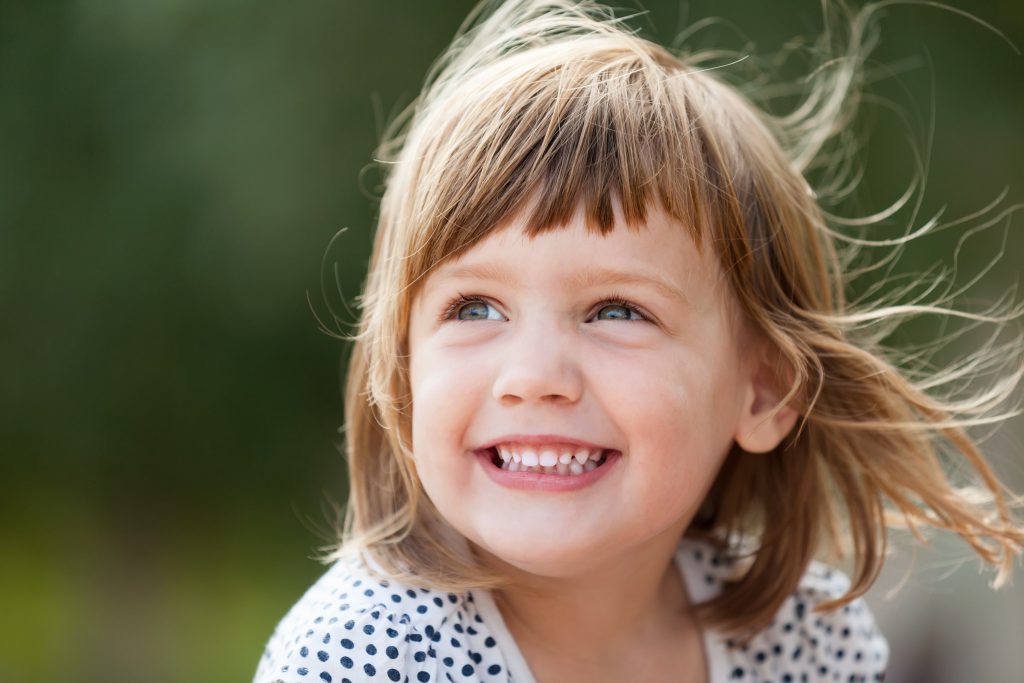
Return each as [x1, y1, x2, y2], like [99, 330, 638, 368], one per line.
[254, 538, 888, 682]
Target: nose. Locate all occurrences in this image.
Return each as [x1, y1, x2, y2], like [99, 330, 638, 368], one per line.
[491, 319, 583, 406]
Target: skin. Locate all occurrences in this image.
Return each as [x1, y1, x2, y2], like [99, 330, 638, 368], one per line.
[406, 203, 796, 682]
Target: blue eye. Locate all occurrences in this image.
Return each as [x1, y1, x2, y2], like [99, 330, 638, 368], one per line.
[443, 296, 505, 321]
[440, 294, 649, 323]
[593, 301, 645, 321]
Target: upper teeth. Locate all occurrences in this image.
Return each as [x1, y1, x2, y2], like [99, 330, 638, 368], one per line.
[494, 443, 605, 474]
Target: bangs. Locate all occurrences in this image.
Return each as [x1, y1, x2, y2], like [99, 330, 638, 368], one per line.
[397, 38, 729, 285]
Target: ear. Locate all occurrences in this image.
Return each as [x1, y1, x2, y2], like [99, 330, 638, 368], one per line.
[733, 356, 800, 454]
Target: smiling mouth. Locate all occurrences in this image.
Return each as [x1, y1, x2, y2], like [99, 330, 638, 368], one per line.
[486, 446, 612, 476]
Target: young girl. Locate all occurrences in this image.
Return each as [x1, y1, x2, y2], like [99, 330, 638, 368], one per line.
[254, 1, 1023, 681]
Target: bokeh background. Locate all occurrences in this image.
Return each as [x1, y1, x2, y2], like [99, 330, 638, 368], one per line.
[1, 1, 1022, 682]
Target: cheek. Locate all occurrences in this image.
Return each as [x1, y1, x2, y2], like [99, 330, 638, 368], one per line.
[409, 348, 484, 470]
[591, 350, 717, 424]
[591, 349, 741, 464]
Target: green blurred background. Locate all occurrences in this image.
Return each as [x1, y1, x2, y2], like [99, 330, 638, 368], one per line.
[1, 1, 1021, 682]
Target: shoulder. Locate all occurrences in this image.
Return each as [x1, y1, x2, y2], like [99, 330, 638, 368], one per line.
[253, 557, 509, 683]
[726, 559, 889, 682]
[679, 540, 888, 679]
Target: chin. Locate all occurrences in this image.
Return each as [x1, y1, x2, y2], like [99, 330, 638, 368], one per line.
[472, 527, 613, 579]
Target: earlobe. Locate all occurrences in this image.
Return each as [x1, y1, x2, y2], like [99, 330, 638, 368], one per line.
[734, 363, 800, 454]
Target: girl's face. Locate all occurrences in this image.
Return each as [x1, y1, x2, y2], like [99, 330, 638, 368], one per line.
[407, 204, 773, 578]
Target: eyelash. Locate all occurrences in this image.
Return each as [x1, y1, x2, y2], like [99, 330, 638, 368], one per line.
[439, 292, 652, 323]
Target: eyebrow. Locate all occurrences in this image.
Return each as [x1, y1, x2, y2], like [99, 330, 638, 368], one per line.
[434, 261, 689, 306]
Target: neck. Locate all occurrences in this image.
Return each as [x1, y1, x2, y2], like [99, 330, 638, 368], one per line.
[476, 527, 694, 657]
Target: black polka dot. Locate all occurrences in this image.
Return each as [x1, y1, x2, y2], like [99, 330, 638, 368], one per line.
[386, 645, 399, 659]
[297, 667, 308, 675]
[387, 669, 401, 682]
[487, 665, 501, 675]
[317, 650, 329, 662]
[442, 656, 454, 666]
[320, 673, 332, 683]
[366, 644, 377, 655]
[339, 656, 353, 669]
[364, 663, 377, 676]
[363, 624, 375, 636]
[340, 638, 353, 649]
[417, 673, 431, 682]
[461, 664, 474, 676]
[414, 651, 426, 662]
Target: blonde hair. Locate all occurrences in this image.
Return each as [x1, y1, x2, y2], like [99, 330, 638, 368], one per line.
[327, 0, 1024, 637]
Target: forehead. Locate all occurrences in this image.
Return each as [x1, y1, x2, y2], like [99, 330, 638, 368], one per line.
[420, 205, 723, 302]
